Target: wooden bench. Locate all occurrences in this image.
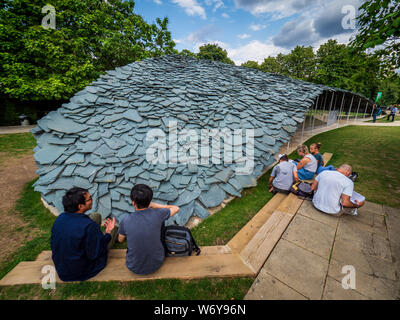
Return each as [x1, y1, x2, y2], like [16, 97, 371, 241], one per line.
[0, 154, 333, 286]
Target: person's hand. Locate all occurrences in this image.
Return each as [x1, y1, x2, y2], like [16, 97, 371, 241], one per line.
[354, 200, 360, 208]
[268, 186, 274, 193]
[104, 217, 115, 234]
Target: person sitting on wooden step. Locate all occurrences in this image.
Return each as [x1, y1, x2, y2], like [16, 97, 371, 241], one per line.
[51, 187, 118, 281]
[269, 154, 299, 194]
[118, 184, 180, 275]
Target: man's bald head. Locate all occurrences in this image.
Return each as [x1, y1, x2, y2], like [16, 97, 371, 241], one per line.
[338, 164, 352, 176]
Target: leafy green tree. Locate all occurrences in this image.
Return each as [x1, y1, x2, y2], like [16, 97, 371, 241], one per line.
[0, 0, 176, 101]
[241, 60, 259, 70]
[197, 43, 235, 65]
[315, 40, 349, 88]
[259, 56, 281, 73]
[379, 75, 400, 105]
[351, 0, 400, 68]
[179, 49, 197, 58]
[283, 46, 316, 81]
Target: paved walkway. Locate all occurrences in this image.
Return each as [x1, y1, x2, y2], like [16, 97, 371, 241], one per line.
[0, 125, 35, 135]
[245, 201, 400, 300]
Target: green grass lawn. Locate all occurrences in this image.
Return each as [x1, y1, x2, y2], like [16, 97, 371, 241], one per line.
[0, 133, 36, 165]
[1, 125, 399, 299]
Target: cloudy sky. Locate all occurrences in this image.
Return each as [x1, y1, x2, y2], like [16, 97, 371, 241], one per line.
[135, 0, 363, 65]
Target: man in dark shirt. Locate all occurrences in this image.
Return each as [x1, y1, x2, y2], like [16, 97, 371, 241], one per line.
[51, 187, 116, 281]
[118, 184, 180, 275]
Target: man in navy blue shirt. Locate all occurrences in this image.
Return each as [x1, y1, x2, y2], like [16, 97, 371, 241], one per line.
[51, 187, 116, 281]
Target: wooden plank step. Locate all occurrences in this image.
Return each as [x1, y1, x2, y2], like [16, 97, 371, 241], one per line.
[323, 152, 333, 165]
[239, 194, 304, 274]
[34, 246, 231, 262]
[0, 254, 254, 286]
[227, 193, 287, 253]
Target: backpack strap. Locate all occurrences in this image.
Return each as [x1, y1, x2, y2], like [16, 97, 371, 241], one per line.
[187, 228, 201, 255]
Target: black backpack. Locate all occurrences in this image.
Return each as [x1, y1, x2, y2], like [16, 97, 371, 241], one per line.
[290, 181, 314, 199]
[161, 225, 201, 257]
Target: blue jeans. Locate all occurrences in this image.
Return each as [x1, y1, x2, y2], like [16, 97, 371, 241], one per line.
[297, 168, 315, 180]
[373, 114, 377, 123]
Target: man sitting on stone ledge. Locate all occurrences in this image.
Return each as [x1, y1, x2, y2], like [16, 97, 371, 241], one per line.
[118, 184, 180, 275]
[51, 187, 118, 282]
[311, 164, 365, 216]
[269, 154, 299, 194]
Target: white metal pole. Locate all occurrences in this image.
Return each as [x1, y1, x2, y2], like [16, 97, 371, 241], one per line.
[337, 92, 345, 128]
[312, 95, 319, 134]
[363, 101, 368, 120]
[326, 91, 335, 127]
[347, 95, 354, 125]
[354, 98, 362, 123]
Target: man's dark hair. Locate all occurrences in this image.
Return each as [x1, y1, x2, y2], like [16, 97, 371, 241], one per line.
[62, 187, 88, 213]
[280, 154, 289, 161]
[130, 184, 153, 209]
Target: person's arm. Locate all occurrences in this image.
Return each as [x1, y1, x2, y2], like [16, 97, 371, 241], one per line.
[341, 194, 360, 208]
[85, 223, 111, 260]
[149, 202, 180, 217]
[293, 170, 299, 182]
[268, 176, 274, 191]
[296, 157, 310, 170]
[118, 234, 126, 243]
[118, 219, 126, 243]
[311, 179, 318, 191]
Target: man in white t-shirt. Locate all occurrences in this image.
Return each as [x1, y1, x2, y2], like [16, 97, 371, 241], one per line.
[311, 164, 365, 216]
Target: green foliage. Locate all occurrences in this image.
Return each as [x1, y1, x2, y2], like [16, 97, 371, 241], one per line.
[281, 46, 316, 81]
[350, 0, 400, 68]
[241, 60, 260, 70]
[197, 43, 234, 65]
[0, 0, 176, 101]
[255, 39, 399, 105]
[260, 56, 281, 73]
[179, 49, 197, 58]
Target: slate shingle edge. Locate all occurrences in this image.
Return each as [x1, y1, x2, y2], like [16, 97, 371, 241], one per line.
[31, 55, 373, 226]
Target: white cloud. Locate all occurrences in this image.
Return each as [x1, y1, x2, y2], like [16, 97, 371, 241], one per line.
[238, 34, 251, 39]
[153, 0, 162, 4]
[234, 0, 318, 18]
[172, 0, 207, 19]
[250, 23, 266, 31]
[227, 40, 289, 65]
[205, 0, 224, 12]
[222, 13, 230, 18]
[272, 0, 362, 49]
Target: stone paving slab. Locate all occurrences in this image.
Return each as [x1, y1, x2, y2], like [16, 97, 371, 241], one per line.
[259, 239, 329, 299]
[248, 200, 400, 300]
[322, 277, 369, 300]
[384, 206, 400, 245]
[328, 259, 400, 300]
[331, 238, 396, 280]
[296, 199, 339, 228]
[245, 269, 307, 300]
[335, 220, 391, 262]
[282, 213, 336, 260]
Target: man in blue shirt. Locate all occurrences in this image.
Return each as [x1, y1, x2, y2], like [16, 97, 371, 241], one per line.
[51, 187, 116, 281]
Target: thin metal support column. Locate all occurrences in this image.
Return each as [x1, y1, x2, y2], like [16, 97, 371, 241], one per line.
[312, 95, 319, 134]
[326, 91, 335, 127]
[363, 101, 369, 120]
[346, 95, 354, 125]
[337, 93, 345, 128]
[354, 98, 362, 123]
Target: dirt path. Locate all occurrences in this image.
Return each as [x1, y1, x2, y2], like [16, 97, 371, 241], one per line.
[0, 153, 39, 266]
